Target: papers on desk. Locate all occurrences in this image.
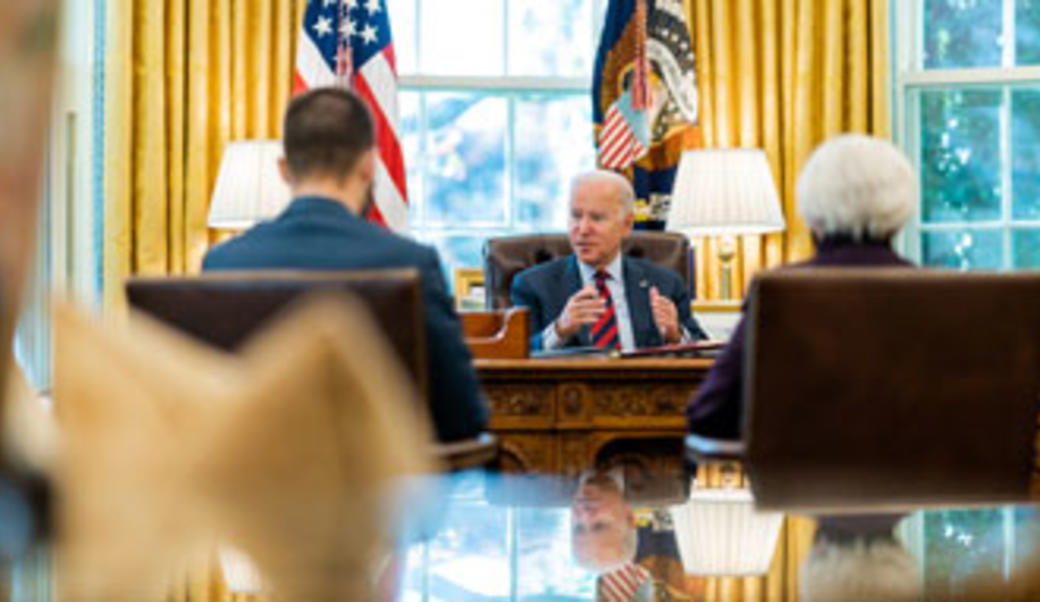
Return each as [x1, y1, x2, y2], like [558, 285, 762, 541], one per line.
[530, 345, 613, 359]
[620, 340, 726, 358]
[530, 340, 725, 359]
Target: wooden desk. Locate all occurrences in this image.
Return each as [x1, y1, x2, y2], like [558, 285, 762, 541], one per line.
[475, 357, 713, 477]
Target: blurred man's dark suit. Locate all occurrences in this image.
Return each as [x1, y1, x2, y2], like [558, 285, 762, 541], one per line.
[202, 195, 489, 442]
[685, 236, 912, 440]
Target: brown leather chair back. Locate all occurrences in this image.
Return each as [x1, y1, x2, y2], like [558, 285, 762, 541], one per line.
[125, 270, 427, 401]
[482, 231, 691, 309]
[744, 268, 1040, 509]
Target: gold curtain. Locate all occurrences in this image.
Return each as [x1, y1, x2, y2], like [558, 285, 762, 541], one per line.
[686, 0, 891, 301]
[104, 2, 305, 600]
[103, 0, 307, 314]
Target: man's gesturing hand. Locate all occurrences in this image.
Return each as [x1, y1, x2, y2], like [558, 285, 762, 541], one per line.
[650, 286, 681, 343]
[554, 285, 605, 339]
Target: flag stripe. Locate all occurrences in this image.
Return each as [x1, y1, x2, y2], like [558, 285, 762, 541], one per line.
[353, 66, 407, 199]
[295, 30, 337, 89]
[373, 157, 409, 230]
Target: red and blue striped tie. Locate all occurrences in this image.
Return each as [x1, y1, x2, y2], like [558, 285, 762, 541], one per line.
[591, 270, 620, 349]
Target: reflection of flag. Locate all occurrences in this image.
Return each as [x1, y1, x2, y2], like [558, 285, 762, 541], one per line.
[593, 0, 701, 229]
[293, 0, 408, 231]
[599, 89, 651, 170]
[597, 563, 653, 601]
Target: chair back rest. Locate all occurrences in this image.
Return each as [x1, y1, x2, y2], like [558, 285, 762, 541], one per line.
[482, 232, 691, 309]
[125, 269, 427, 401]
[745, 268, 1040, 509]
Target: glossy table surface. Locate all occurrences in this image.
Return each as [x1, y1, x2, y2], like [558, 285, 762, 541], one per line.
[391, 467, 1040, 602]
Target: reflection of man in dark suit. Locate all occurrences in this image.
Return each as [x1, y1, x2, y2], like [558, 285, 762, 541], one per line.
[202, 87, 488, 442]
[510, 170, 706, 352]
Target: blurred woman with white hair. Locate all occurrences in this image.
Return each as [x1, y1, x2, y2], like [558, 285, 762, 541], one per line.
[686, 134, 918, 439]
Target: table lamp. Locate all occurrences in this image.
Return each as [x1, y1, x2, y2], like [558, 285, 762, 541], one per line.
[207, 140, 292, 229]
[670, 484, 784, 576]
[666, 149, 785, 299]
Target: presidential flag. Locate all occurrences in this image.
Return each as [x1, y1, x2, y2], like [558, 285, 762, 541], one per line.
[293, 0, 408, 231]
[593, 0, 700, 230]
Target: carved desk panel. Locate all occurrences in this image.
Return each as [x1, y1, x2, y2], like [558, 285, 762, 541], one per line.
[475, 357, 714, 476]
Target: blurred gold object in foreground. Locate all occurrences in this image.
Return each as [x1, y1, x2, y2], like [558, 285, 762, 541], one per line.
[54, 295, 433, 601]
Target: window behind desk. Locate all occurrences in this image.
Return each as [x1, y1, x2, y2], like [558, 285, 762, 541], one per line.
[388, 0, 604, 287]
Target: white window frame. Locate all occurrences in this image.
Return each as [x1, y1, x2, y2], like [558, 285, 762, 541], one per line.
[15, 0, 100, 390]
[894, 0, 1040, 269]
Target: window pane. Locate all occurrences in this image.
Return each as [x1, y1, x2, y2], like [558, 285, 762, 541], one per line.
[923, 509, 1005, 599]
[419, 0, 504, 75]
[400, 91, 423, 226]
[417, 233, 493, 285]
[920, 89, 1002, 223]
[921, 229, 1002, 270]
[1017, 0, 1040, 65]
[515, 507, 596, 598]
[508, 0, 594, 77]
[1013, 506, 1040, 569]
[514, 95, 595, 230]
[1012, 89, 1040, 219]
[387, 0, 416, 75]
[923, 0, 1002, 69]
[423, 93, 507, 227]
[1013, 229, 1040, 268]
[424, 502, 509, 600]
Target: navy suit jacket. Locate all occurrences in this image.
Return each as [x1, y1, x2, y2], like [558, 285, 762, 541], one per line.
[510, 254, 706, 350]
[685, 237, 913, 440]
[202, 196, 489, 442]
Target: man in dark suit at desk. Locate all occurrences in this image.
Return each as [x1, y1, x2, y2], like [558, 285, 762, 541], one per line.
[510, 170, 706, 352]
[202, 87, 488, 442]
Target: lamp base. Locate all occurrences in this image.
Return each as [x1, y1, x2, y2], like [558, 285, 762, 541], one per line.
[718, 235, 737, 301]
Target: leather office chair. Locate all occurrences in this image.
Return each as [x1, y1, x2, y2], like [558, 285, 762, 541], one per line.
[482, 231, 692, 309]
[687, 268, 1040, 509]
[126, 270, 497, 470]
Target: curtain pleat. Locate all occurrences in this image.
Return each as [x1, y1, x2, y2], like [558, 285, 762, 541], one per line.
[686, 0, 891, 299]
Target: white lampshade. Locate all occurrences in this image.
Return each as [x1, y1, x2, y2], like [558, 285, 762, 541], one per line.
[207, 140, 292, 229]
[669, 487, 784, 576]
[666, 148, 785, 237]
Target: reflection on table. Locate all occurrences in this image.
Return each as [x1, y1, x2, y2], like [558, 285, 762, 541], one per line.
[396, 467, 1040, 602]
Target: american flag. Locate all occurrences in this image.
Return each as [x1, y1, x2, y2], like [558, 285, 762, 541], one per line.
[598, 88, 651, 170]
[293, 0, 408, 231]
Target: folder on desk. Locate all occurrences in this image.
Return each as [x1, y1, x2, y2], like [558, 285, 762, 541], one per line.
[530, 345, 613, 359]
[621, 340, 726, 358]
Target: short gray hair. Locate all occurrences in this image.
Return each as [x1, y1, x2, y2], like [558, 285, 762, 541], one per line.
[571, 170, 636, 217]
[796, 134, 917, 241]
